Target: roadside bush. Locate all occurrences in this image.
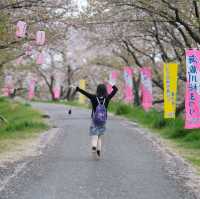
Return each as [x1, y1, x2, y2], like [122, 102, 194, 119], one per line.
[115, 103, 132, 115]
[0, 98, 48, 139]
[4, 121, 47, 132]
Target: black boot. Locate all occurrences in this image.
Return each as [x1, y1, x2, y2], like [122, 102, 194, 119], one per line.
[97, 150, 101, 157]
[92, 146, 97, 152]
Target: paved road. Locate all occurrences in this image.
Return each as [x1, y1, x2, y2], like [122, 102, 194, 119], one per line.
[0, 103, 194, 199]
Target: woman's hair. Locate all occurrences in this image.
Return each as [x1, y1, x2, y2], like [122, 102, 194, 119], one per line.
[96, 84, 108, 97]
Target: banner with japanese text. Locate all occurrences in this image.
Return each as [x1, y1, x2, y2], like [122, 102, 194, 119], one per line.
[140, 67, 153, 111]
[185, 50, 200, 129]
[79, 79, 86, 104]
[107, 71, 118, 94]
[123, 67, 134, 103]
[164, 63, 178, 119]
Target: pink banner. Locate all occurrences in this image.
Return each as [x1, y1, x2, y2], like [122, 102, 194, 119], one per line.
[123, 67, 134, 103]
[2, 87, 11, 97]
[36, 31, 45, 45]
[36, 52, 44, 65]
[107, 71, 118, 94]
[140, 67, 153, 111]
[185, 49, 200, 129]
[53, 87, 61, 99]
[28, 80, 36, 100]
[2, 75, 14, 97]
[16, 21, 27, 38]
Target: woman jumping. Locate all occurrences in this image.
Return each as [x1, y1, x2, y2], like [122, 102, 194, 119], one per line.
[76, 84, 118, 158]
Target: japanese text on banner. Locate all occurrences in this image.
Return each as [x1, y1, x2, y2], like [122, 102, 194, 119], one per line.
[123, 67, 134, 103]
[185, 50, 200, 129]
[164, 63, 178, 119]
[140, 67, 153, 111]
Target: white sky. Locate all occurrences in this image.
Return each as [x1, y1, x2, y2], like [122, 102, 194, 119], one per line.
[76, 0, 87, 10]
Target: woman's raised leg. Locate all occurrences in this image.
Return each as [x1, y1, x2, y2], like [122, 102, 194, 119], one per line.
[91, 135, 98, 151]
[97, 135, 102, 151]
[97, 135, 102, 158]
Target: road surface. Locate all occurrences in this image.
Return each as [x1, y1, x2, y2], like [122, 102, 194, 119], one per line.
[0, 103, 195, 199]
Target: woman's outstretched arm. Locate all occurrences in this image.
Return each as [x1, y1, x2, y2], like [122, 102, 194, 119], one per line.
[76, 87, 94, 99]
[108, 85, 118, 100]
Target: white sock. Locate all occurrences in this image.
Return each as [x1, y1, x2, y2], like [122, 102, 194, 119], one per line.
[91, 135, 98, 148]
[97, 136, 102, 151]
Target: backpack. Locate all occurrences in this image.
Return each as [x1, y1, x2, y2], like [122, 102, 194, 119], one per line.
[93, 97, 107, 126]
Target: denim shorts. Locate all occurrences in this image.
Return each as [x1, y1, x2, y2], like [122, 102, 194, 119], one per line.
[89, 121, 106, 136]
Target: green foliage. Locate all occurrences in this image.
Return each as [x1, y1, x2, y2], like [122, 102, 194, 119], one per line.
[0, 97, 48, 139]
[163, 119, 188, 139]
[108, 102, 167, 129]
[187, 157, 200, 167]
[0, 97, 7, 102]
[24, 102, 31, 107]
[115, 103, 132, 115]
[107, 101, 118, 113]
[183, 132, 200, 142]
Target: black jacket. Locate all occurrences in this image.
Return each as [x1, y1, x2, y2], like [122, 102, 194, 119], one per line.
[77, 85, 118, 116]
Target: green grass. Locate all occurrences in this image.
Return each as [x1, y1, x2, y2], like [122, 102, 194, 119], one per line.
[0, 97, 48, 140]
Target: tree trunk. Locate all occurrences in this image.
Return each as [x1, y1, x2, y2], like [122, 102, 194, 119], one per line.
[133, 76, 141, 106]
[176, 101, 185, 116]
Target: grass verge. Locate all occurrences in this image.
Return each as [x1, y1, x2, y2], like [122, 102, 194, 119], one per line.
[0, 97, 48, 153]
